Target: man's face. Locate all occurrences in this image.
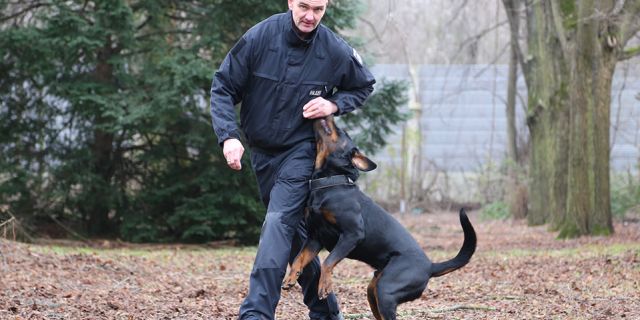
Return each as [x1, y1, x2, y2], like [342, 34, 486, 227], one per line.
[288, 0, 328, 36]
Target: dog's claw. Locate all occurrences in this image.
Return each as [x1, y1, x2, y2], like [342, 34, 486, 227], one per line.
[282, 271, 301, 290]
[318, 280, 332, 300]
[282, 280, 295, 290]
[318, 287, 331, 300]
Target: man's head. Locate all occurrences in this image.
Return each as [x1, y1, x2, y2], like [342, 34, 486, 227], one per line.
[288, 0, 329, 37]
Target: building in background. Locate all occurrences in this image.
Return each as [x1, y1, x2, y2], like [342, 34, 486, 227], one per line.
[359, 63, 640, 207]
[351, 0, 640, 209]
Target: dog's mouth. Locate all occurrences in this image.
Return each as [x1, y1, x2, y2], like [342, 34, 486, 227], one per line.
[320, 119, 332, 135]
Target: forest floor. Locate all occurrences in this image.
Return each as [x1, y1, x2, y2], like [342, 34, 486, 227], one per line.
[1, 210, 639, 320]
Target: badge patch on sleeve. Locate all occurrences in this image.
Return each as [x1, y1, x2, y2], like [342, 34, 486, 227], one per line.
[352, 48, 363, 65]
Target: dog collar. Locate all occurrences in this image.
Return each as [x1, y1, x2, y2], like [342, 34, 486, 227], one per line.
[309, 175, 354, 191]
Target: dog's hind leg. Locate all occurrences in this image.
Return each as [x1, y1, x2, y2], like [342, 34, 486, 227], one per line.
[374, 254, 430, 320]
[367, 271, 384, 320]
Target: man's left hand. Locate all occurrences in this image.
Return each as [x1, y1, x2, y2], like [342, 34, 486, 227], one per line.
[302, 97, 338, 119]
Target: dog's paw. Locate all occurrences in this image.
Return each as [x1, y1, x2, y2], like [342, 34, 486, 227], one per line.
[281, 271, 301, 290]
[318, 279, 333, 300]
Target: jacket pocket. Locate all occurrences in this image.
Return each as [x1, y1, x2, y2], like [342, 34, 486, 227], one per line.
[241, 72, 280, 143]
[252, 71, 279, 82]
[301, 80, 331, 96]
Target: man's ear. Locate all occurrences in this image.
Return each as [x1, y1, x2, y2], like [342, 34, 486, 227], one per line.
[352, 150, 377, 172]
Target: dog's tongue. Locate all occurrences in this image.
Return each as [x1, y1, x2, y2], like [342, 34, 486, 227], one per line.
[320, 119, 332, 134]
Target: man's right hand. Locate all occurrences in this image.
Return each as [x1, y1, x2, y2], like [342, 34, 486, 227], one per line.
[223, 138, 244, 170]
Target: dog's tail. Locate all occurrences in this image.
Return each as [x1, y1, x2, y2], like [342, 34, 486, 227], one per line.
[430, 208, 477, 277]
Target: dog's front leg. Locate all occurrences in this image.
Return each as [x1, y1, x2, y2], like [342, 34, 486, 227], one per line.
[318, 210, 365, 300]
[282, 238, 322, 290]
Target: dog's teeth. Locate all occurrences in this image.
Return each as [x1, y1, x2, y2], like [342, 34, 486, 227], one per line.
[320, 120, 331, 134]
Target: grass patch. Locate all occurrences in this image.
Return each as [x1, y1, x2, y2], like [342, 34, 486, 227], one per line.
[479, 243, 640, 259]
[29, 243, 258, 259]
[426, 243, 640, 262]
[27, 240, 640, 264]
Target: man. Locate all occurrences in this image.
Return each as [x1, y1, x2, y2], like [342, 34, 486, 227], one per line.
[210, 1, 375, 319]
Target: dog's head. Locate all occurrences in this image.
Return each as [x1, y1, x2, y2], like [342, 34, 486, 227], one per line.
[312, 116, 377, 180]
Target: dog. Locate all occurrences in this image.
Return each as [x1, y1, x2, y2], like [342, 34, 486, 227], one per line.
[282, 116, 477, 320]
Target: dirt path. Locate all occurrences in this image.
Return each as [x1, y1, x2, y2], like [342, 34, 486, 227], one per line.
[1, 211, 639, 319]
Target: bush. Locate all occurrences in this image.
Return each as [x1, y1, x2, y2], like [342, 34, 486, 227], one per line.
[610, 174, 640, 219]
[480, 201, 510, 221]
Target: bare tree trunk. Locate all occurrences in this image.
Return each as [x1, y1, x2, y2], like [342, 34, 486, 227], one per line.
[505, 1, 520, 167]
[406, 64, 423, 205]
[528, 105, 569, 226]
[389, 7, 424, 213]
[87, 43, 117, 237]
[521, 1, 570, 226]
[503, 0, 527, 219]
[561, 0, 615, 237]
[506, 0, 639, 236]
[399, 64, 423, 214]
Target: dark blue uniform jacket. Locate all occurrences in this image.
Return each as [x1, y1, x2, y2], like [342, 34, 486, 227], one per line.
[210, 11, 376, 152]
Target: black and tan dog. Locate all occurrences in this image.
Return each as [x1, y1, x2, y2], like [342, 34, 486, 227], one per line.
[282, 116, 477, 320]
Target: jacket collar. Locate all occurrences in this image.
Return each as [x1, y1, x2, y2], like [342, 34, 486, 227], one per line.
[285, 10, 319, 47]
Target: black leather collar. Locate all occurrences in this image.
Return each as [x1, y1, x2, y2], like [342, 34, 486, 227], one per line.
[309, 175, 355, 191]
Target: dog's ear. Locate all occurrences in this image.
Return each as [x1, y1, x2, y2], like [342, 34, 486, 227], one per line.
[352, 150, 377, 172]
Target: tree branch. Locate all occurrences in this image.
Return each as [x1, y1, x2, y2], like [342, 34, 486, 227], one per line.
[449, 18, 509, 65]
[459, 19, 509, 49]
[0, 217, 15, 229]
[618, 45, 640, 61]
[501, 0, 527, 78]
[136, 15, 152, 31]
[357, 17, 384, 43]
[549, 0, 569, 60]
[446, 0, 470, 25]
[135, 29, 193, 41]
[473, 42, 511, 78]
[430, 304, 498, 313]
[0, 210, 35, 242]
[48, 214, 90, 242]
[0, 3, 51, 23]
[618, 0, 640, 44]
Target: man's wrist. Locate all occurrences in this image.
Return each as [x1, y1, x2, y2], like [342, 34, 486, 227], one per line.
[328, 99, 340, 115]
[224, 138, 240, 145]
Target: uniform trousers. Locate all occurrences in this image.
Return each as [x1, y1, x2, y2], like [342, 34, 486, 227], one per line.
[238, 141, 341, 320]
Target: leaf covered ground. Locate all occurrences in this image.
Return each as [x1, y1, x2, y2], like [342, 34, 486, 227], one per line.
[1, 211, 639, 320]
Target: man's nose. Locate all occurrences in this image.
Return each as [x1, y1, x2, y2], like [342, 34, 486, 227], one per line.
[304, 11, 314, 21]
